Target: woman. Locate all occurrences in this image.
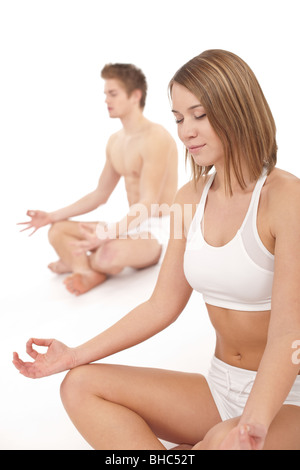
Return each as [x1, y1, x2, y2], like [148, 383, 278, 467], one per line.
[13, 50, 300, 450]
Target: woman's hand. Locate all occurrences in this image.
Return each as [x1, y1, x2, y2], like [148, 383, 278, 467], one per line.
[13, 338, 76, 379]
[18, 210, 52, 235]
[219, 423, 267, 450]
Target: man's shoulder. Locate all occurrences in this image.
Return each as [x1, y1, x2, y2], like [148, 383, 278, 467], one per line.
[109, 128, 123, 140]
[146, 121, 173, 137]
[142, 121, 176, 150]
[106, 129, 123, 148]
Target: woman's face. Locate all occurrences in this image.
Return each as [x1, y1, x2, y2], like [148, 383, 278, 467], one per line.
[171, 82, 224, 168]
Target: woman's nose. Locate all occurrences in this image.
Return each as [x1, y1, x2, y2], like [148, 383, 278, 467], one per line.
[179, 120, 198, 142]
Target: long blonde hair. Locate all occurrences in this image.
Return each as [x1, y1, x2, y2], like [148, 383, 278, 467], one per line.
[169, 50, 277, 194]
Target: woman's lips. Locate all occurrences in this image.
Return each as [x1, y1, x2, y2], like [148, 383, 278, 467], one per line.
[188, 144, 206, 152]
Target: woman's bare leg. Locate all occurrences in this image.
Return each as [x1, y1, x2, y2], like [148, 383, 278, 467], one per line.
[194, 406, 300, 450]
[60, 363, 221, 450]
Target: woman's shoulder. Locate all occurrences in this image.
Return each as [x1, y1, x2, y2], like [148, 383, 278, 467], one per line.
[267, 167, 300, 199]
[266, 167, 300, 227]
[175, 174, 211, 205]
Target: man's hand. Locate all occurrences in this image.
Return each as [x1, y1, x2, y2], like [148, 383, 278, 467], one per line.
[12, 338, 76, 379]
[70, 223, 109, 255]
[18, 210, 52, 235]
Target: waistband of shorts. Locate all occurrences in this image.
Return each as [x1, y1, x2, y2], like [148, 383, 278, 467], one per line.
[210, 356, 300, 385]
[210, 356, 257, 382]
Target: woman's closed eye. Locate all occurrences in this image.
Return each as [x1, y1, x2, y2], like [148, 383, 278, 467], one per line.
[175, 113, 206, 124]
[195, 113, 206, 120]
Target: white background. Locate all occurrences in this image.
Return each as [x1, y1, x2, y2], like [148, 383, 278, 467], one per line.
[0, 0, 299, 449]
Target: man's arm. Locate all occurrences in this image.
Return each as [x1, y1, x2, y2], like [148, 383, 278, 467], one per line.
[19, 138, 121, 234]
[49, 155, 120, 222]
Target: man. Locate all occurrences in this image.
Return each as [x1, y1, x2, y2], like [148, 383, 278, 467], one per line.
[19, 63, 178, 295]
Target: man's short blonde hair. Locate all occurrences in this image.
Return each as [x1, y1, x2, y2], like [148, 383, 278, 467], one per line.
[101, 63, 147, 109]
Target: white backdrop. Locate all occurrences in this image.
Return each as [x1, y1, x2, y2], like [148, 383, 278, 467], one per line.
[0, 0, 299, 450]
[1, 0, 300, 230]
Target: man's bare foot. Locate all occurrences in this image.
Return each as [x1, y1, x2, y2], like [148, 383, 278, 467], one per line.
[63, 271, 107, 295]
[48, 259, 71, 274]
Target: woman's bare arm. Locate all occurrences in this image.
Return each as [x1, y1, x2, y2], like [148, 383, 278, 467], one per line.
[240, 176, 300, 430]
[13, 186, 193, 377]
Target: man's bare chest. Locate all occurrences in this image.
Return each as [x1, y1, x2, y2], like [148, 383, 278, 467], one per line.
[109, 137, 143, 177]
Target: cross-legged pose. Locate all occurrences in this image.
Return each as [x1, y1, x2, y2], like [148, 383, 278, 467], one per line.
[14, 50, 300, 450]
[19, 63, 178, 295]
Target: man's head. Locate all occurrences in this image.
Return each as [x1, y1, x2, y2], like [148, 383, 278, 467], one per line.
[101, 63, 147, 116]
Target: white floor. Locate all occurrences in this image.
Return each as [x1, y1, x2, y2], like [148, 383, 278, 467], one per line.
[1, 229, 215, 450]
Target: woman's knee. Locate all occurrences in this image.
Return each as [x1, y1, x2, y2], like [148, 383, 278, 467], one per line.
[194, 418, 239, 450]
[60, 363, 117, 409]
[60, 365, 92, 409]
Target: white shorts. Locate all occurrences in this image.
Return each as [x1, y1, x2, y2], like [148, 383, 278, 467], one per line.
[126, 216, 170, 263]
[206, 356, 300, 421]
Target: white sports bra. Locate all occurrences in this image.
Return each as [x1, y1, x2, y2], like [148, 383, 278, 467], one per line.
[184, 170, 274, 311]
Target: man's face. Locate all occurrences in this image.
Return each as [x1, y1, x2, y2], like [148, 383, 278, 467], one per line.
[104, 79, 133, 118]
